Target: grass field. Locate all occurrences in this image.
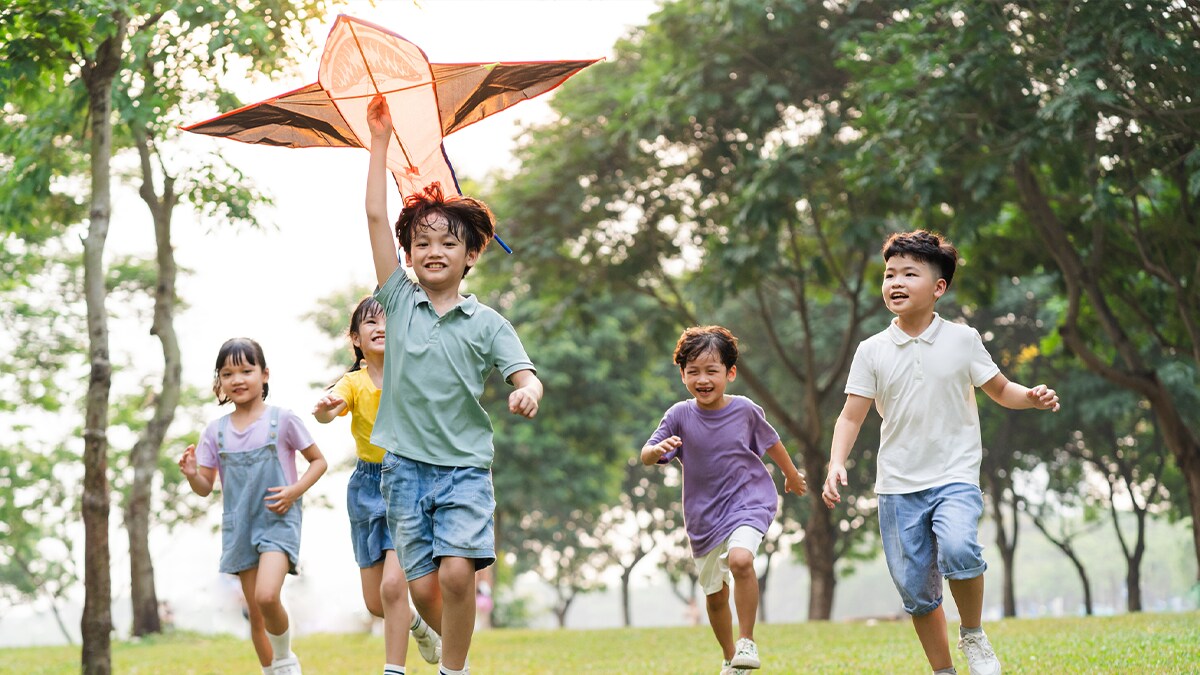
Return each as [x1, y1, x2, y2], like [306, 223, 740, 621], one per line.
[1, 612, 1196, 674]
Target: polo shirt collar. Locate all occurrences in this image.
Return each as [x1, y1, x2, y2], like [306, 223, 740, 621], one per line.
[413, 287, 479, 316]
[887, 313, 944, 345]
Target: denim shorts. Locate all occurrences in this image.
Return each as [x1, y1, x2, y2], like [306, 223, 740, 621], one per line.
[878, 482, 987, 616]
[380, 452, 496, 581]
[347, 459, 394, 568]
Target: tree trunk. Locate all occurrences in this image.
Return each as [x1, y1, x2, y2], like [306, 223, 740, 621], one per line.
[1013, 156, 1200, 582]
[803, 463, 838, 620]
[1125, 512, 1147, 613]
[79, 16, 128, 675]
[124, 131, 182, 636]
[620, 567, 632, 627]
[756, 547, 773, 623]
[984, 473, 1018, 618]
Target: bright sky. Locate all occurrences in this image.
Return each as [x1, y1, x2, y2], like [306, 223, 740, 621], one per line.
[6, 0, 664, 645]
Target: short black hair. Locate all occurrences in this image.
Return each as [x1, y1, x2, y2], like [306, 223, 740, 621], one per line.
[882, 230, 959, 288]
[212, 337, 268, 404]
[394, 182, 494, 277]
[673, 325, 739, 371]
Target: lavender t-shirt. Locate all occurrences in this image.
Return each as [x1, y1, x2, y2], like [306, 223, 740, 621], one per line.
[196, 406, 314, 487]
[647, 396, 781, 557]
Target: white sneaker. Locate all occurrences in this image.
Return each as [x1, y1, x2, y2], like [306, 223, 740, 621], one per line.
[270, 655, 302, 675]
[720, 660, 736, 675]
[412, 617, 442, 664]
[958, 630, 1001, 675]
[730, 637, 760, 669]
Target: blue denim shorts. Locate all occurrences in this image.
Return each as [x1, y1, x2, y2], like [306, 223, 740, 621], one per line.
[347, 459, 394, 568]
[380, 452, 496, 581]
[878, 482, 987, 616]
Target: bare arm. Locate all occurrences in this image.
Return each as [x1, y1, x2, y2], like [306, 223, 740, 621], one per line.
[178, 444, 217, 497]
[366, 95, 400, 288]
[822, 394, 872, 508]
[641, 435, 681, 465]
[764, 440, 807, 495]
[507, 369, 544, 418]
[311, 393, 348, 424]
[980, 373, 1060, 412]
[264, 443, 329, 515]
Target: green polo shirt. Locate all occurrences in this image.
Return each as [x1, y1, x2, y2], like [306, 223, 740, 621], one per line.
[371, 267, 535, 468]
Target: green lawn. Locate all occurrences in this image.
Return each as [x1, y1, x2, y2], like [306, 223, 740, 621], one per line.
[2, 612, 1196, 674]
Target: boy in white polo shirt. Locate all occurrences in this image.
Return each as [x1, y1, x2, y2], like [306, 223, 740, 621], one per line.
[821, 230, 1059, 675]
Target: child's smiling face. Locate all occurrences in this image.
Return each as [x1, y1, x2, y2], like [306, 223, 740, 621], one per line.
[681, 349, 736, 410]
[216, 356, 268, 407]
[882, 253, 946, 319]
[404, 214, 480, 290]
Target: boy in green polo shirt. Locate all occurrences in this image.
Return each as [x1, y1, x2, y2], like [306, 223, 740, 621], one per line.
[365, 95, 544, 675]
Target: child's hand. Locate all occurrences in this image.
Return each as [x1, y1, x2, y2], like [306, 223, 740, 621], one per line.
[1026, 384, 1060, 412]
[367, 95, 393, 141]
[312, 394, 345, 415]
[648, 436, 682, 463]
[821, 464, 847, 509]
[178, 444, 198, 478]
[508, 386, 540, 418]
[785, 471, 807, 496]
[265, 485, 300, 514]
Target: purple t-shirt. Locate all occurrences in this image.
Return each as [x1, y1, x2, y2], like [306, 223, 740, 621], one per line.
[196, 406, 314, 487]
[647, 395, 781, 557]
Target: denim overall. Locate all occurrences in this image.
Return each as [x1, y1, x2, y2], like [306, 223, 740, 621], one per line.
[217, 406, 302, 575]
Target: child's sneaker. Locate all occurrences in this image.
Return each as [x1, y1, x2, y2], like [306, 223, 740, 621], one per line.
[957, 630, 1001, 675]
[270, 655, 302, 675]
[730, 637, 760, 669]
[411, 616, 442, 664]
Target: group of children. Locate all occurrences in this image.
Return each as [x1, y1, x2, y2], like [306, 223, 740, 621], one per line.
[180, 95, 1059, 675]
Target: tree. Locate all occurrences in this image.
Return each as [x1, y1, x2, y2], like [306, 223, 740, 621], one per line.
[487, 0, 902, 620]
[4, 2, 330, 651]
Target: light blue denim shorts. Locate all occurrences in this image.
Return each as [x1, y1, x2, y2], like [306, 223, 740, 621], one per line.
[878, 482, 987, 616]
[347, 459, 394, 568]
[380, 452, 496, 581]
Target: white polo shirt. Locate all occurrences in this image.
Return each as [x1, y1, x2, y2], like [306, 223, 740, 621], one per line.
[845, 314, 1000, 494]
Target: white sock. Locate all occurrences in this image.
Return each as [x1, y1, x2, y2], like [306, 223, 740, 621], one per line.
[960, 624, 983, 637]
[266, 627, 293, 661]
[410, 613, 424, 632]
[383, 666, 405, 675]
[262, 668, 273, 675]
[439, 666, 468, 675]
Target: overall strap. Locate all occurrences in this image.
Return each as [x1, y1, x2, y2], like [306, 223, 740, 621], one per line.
[217, 414, 230, 451]
[267, 406, 280, 447]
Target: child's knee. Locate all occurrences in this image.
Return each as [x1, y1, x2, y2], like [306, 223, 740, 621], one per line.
[380, 571, 407, 605]
[254, 585, 282, 610]
[727, 548, 755, 578]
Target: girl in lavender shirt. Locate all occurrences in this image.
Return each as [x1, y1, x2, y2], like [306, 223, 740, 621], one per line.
[642, 326, 806, 674]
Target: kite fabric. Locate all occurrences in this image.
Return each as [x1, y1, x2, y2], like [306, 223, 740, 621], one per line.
[183, 14, 601, 251]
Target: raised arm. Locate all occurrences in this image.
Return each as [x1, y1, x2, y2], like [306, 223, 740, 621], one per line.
[822, 394, 872, 508]
[980, 373, 1060, 412]
[366, 95, 401, 288]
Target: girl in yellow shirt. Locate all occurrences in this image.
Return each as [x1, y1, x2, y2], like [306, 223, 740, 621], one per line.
[313, 297, 442, 674]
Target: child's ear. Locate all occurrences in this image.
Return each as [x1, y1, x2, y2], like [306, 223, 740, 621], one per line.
[466, 248, 481, 268]
[262, 367, 270, 383]
[728, 365, 737, 381]
[934, 278, 948, 298]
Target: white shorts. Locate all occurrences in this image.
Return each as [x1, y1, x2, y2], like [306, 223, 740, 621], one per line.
[695, 525, 764, 595]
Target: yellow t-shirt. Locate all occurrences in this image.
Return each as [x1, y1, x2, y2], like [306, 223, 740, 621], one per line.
[332, 368, 386, 463]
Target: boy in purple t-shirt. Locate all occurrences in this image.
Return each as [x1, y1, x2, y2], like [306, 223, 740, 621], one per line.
[642, 326, 806, 674]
